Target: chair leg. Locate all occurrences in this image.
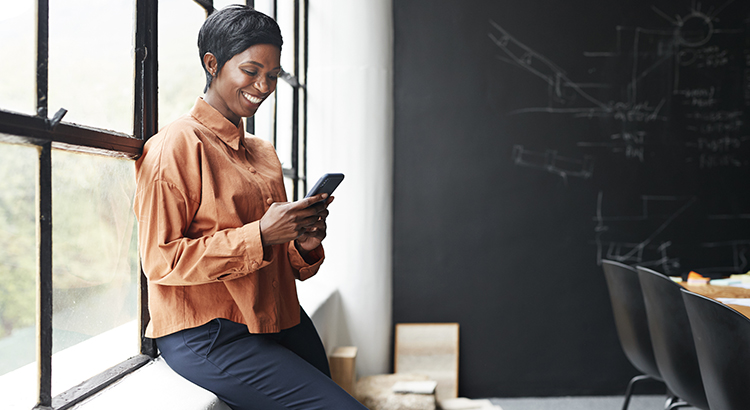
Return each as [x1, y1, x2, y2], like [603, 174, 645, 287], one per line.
[664, 389, 679, 410]
[666, 400, 691, 410]
[621, 374, 656, 410]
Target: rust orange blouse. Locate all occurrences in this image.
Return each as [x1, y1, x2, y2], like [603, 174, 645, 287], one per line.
[134, 98, 324, 338]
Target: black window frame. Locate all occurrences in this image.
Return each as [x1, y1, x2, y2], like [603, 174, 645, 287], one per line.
[0, 0, 308, 409]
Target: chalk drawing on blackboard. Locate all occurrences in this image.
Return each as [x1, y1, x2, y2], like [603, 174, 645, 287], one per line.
[488, 20, 673, 122]
[488, 20, 612, 118]
[698, 240, 750, 273]
[512, 144, 594, 181]
[594, 191, 696, 274]
[578, 132, 647, 162]
[651, 0, 735, 48]
[489, 0, 741, 117]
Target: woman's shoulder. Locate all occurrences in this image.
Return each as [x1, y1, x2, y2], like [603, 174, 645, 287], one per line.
[145, 115, 206, 153]
[242, 133, 276, 153]
[139, 116, 206, 178]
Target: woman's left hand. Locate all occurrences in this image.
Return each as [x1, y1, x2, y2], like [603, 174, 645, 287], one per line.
[295, 196, 334, 255]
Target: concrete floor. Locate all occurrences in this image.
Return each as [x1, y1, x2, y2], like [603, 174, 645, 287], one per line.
[487, 395, 673, 410]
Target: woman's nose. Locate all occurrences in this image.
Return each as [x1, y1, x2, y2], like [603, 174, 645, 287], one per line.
[254, 78, 269, 94]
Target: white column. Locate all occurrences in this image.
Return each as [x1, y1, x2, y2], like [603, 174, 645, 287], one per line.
[303, 0, 393, 377]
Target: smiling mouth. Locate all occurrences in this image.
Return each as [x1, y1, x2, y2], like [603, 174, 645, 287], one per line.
[242, 92, 263, 104]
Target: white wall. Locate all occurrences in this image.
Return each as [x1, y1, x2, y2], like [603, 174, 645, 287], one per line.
[300, 0, 394, 377]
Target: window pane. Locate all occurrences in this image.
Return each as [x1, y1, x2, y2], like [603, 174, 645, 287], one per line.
[253, 91, 275, 143]
[253, 0, 274, 16]
[48, 0, 135, 134]
[0, 1, 36, 115]
[51, 150, 138, 396]
[275, 84, 294, 170]
[159, 0, 206, 127]
[0, 141, 39, 410]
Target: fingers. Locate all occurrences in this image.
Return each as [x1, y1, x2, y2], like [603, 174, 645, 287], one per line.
[294, 193, 328, 210]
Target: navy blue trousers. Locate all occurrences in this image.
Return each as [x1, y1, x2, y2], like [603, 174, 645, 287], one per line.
[157, 309, 367, 410]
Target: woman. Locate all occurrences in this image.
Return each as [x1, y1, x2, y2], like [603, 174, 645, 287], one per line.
[133, 5, 366, 410]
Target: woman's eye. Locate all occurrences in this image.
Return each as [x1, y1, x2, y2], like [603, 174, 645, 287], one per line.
[243, 70, 257, 76]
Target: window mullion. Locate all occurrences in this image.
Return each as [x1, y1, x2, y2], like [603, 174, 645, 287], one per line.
[246, 0, 255, 134]
[36, 141, 53, 410]
[290, 0, 300, 200]
[35, 0, 53, 407]
[301, 0, 308, 196]
[134, 0, 159, 359]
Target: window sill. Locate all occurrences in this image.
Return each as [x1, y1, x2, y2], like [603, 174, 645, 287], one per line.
[69, 356, 230, 410]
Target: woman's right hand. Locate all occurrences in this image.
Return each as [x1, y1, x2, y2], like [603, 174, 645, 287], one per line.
[259, 194, 329, 247]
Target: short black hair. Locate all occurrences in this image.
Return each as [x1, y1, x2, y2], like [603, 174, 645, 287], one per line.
[197, 5, 283, 92]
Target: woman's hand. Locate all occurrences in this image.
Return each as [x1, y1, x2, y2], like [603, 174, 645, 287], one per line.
[259, 194, 333, 252]
[295, 196, 334, 254]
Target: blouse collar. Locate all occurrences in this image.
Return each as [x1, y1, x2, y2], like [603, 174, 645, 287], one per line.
[190, 97, 245, 151]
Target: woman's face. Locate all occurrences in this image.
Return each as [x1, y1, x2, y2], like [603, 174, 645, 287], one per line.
[203, 43, 281, 126]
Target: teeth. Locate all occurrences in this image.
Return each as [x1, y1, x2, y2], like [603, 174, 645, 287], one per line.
[243, 92, 262, 104]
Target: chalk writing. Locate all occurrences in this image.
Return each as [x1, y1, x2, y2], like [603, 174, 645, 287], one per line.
[612, 100, 666, 123]
[675, 87, 718, 107]
[679, 46, 730, 68]
[512, 145, 594, 181]
[578, 132, 647, 162]
[698, 153, 744, 168]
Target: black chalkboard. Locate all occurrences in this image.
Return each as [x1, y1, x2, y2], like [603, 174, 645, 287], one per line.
[393, 0, 750, 397]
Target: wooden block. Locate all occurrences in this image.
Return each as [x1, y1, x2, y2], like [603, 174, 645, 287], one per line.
[330, 346, 358, 396]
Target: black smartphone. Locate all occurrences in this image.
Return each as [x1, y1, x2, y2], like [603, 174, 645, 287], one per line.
[305, 173, 344, 202]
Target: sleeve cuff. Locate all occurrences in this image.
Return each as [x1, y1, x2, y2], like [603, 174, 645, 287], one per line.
[217, 221, 272, 281]
[288, 242, 325, 281]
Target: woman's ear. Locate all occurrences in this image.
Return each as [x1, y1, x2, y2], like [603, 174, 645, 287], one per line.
[203, 52, 218, 77]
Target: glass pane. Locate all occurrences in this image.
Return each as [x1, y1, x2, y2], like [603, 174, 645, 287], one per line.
[50, 150, 138, 396]
[275, 84, 294, 170]
[213, 0, 239, 12]
[48, 0, 135, 134]
[159, 0, 206, 127]
[253, 90, 275, 143]
[253, 0, 275, 17]
[0, 141, 39, 410]
[0, 1, 36, 115]
[297, 93, 307, 199]
[276, 0, 296, 75]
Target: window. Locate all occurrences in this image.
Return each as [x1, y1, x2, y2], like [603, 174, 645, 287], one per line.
[0, 1, 308, 409]
[0, 0, 154, 408]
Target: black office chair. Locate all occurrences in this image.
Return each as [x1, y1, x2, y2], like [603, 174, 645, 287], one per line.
[682, 289, 750, 410]
[636, 267, 709, 410]
[601, 260, 668, 410]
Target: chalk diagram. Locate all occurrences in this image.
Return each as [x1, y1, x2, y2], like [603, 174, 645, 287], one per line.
[491, 1, 750, 272]
[491, 0, 749, 176]
[596, 190, 750, 274]
[594, 192, 695, 274]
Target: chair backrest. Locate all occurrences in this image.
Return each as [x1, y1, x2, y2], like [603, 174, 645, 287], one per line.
[601, 260, 661, 380]
[682, 289, 750, 410]
[636, 267, 709, 410]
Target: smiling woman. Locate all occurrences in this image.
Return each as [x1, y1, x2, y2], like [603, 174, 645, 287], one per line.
[133, 5, 365, 410]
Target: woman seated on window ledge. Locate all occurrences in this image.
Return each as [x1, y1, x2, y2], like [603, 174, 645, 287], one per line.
[133, 5, 366, 410]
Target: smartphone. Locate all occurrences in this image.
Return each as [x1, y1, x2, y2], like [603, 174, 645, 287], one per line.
[305, 173, 344, 202]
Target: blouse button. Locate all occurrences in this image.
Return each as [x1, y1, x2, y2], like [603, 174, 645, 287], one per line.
[251, 261, 259, 270]
[272, 280, 279, 288]
[249, 167, 257, 174]
[266, 197, 274, 205]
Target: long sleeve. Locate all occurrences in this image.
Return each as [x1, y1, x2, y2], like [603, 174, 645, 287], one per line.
[136, 178, 270, 285]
